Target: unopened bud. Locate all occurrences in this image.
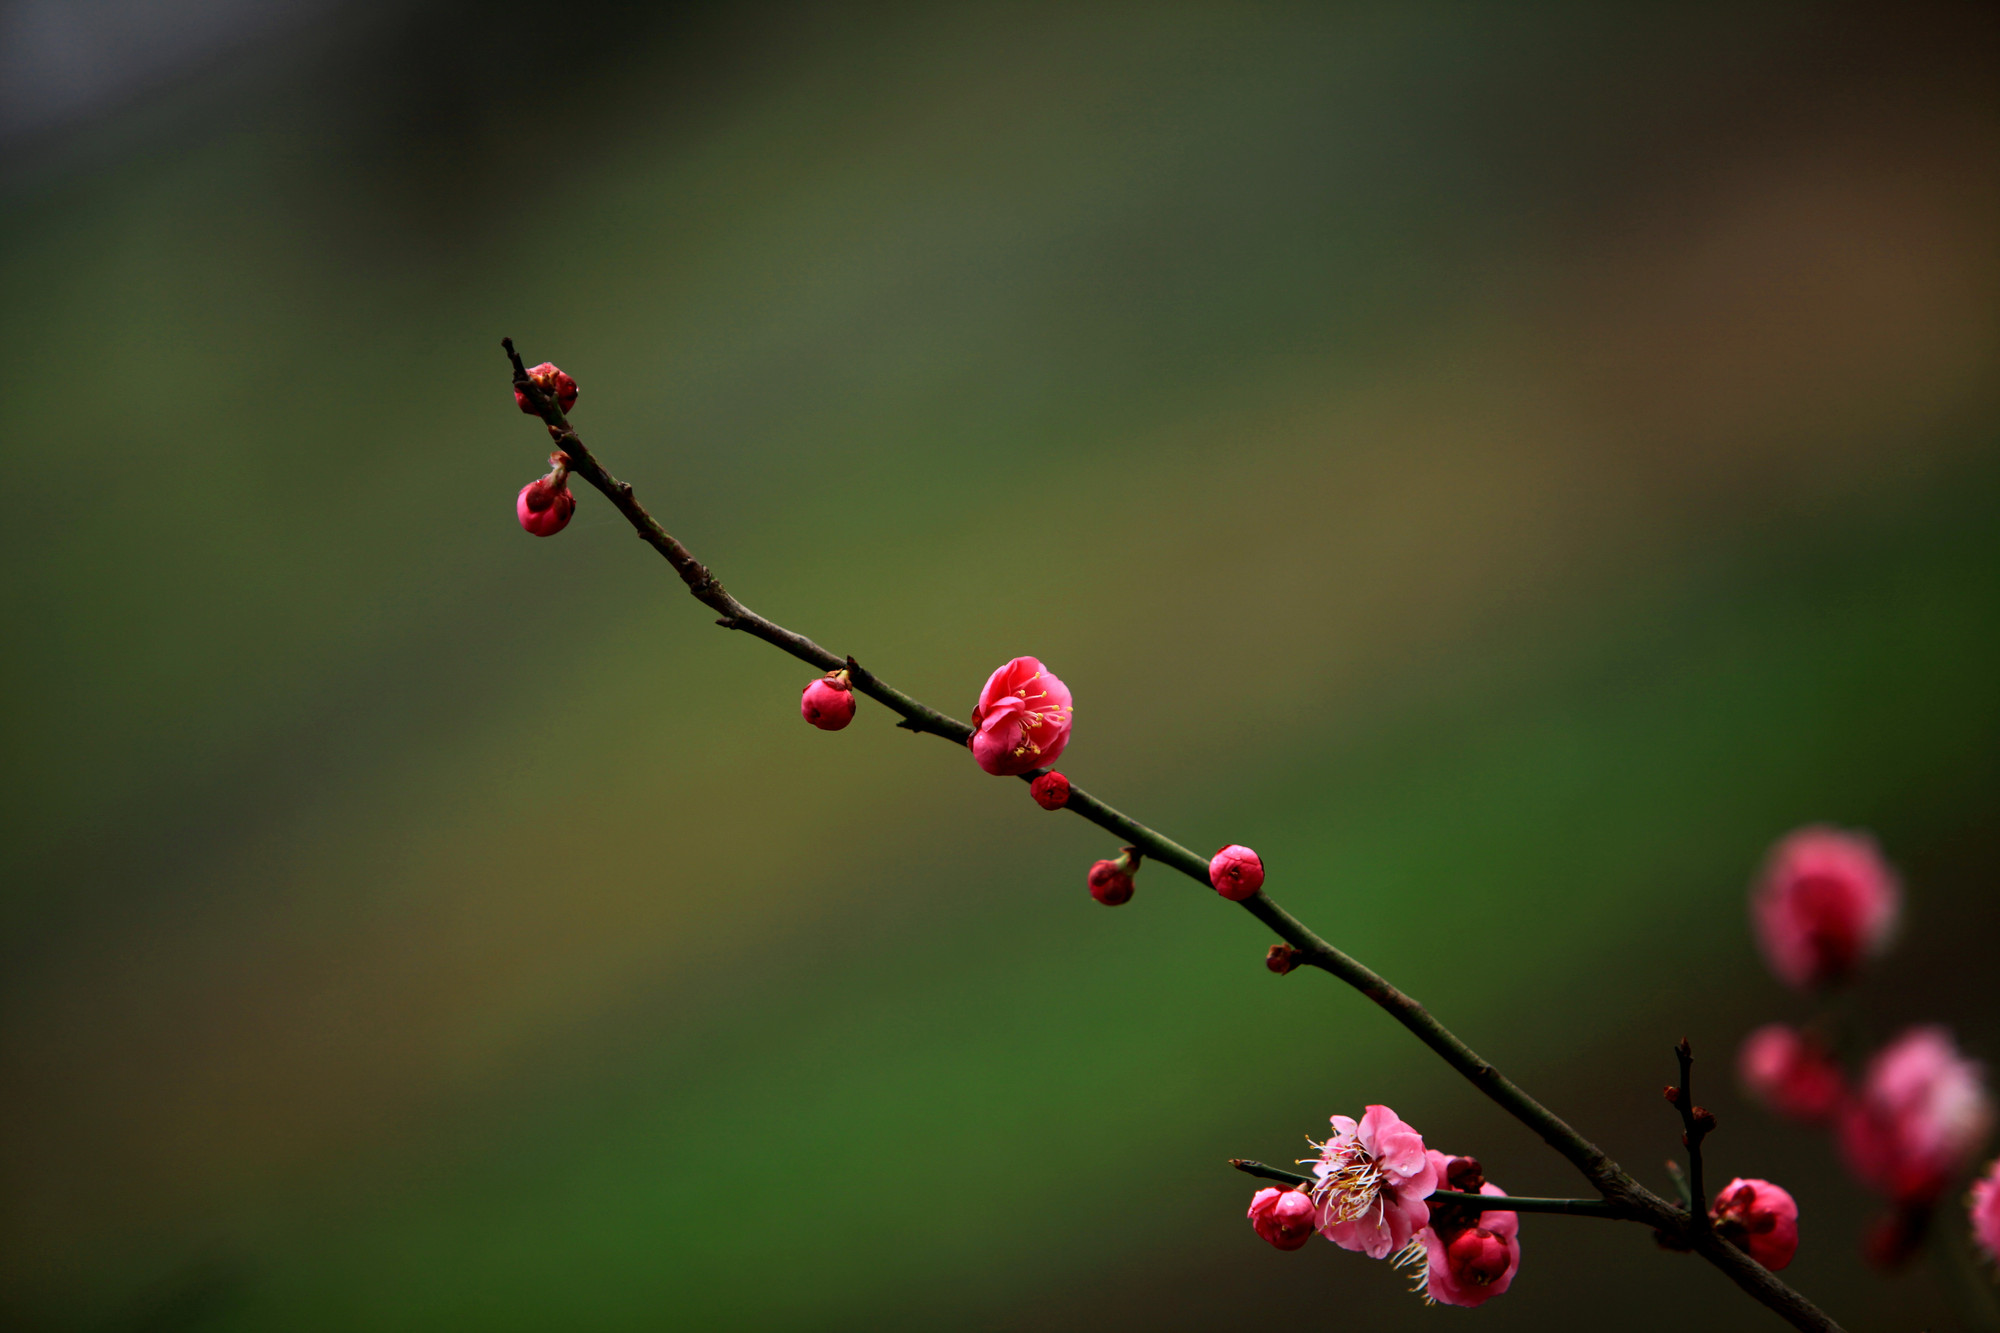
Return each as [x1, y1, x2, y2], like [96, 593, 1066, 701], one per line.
[1088, 847, 1142, 906]
[516, 452, 576, 536]
[1265, 944, 1300, 974]
[800, 669, 856, 731]
[1029, 771, 1070, 810]
[1692, 1107, 1717, 1133]
[1209, 844, 1265, 901]
[1663, 1085, 1682, 1105]
[514, 361, 579, 415]
[1247, 1187, 1316, 1251]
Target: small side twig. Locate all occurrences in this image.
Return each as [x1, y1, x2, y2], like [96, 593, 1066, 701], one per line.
[1666, 1038, 1715, 1230]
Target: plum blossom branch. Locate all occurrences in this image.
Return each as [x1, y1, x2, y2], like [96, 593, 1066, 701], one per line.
[1668, 1037, 1716, 1235]
[499, 341, 1845, 1333]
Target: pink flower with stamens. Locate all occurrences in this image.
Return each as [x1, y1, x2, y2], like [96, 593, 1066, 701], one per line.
[969, 657, 1073, 777]
[1711, 1178, 1799, 1271]
[1839, 1026, 1993, 1206]
[1751, 826, 1900, 990]
[1970, 1158, 2000, 1267]
[1408, 1153, 1522, 1307]
[1739, 1023, 1847, 1125]
[1307, 1104, 1439, 1259]
[1247, 1187, 1316, 1251]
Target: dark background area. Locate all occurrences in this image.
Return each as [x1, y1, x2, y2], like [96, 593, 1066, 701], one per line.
[2, 2, 1996, 1329]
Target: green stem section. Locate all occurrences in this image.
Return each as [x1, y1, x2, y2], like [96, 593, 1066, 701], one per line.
[501, 340, 1845, 1333]
[1229, 1160, 1632, 1218]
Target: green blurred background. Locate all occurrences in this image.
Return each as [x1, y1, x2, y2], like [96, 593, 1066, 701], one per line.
[2, 2, 1997, 1329]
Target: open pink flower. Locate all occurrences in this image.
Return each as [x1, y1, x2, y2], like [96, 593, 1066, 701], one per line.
[1247, 1187, 1317, 1251]
[1739, 1023, 1847, 1125]
[1306, 1104, 1439, 1259]
[1408, 1153, 1522, 1307]
[1970, 1158, 2000, 1267]
[968, 657, 1073, 776]
[1711, 1177, 1799, 1271]
[1839, 1026, 1993, 1206]
[1751, 826, 1900, 990]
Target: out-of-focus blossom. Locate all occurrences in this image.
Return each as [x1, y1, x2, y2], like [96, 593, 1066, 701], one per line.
[1209, 845, 1265, 901]
[1307, 1104, 1439, 1259]
[1839, 1026, 1993, 1205]
[1247, 1187, 1316, 1251]
[1409, 1153, 1521, 1307]
[1739, 1023, 1847, 1125]
[1969, 1158, 2000, 1267]
[1750, 826, 1900, 990]
[969, 657, 1073, 776]
[1711, 1177, 1800, 1272]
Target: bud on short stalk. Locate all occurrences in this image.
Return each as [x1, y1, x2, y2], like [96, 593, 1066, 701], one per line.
[1088, 847, 1142, 906]
[517, 452, 576, 536]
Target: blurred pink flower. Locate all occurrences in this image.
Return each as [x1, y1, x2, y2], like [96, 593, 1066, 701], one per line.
[1413, 1154, 1521, 1307]
[1739, 1023, 1847, 1125]
[1247, 1187, 1316, 1251]
[1209, 845, 1265, 901]
[1969, 1158, 2000, 1267]
[1711, 1177, 1799, 1272]
[1839, 1026, 1993, 1205]
[969, 657, 1073, 776]
[1307, 1104, 1439, 1259]
[1750, 826, 1900, 990]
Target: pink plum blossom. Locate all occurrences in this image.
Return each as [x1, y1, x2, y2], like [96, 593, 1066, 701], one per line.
[1751, 826, 1900, 990]
[1410, 1153, 1522, 1307]
[1711, 1177, 1799, 1272]
[1969, 1158, 2000, 1267]
[1209, 845, 1265, 901]
[516, 453, 576, 537]
[800, 671, 856, 730]
[1739, 1023, 1847, 1125]
[1839, 1025, 1994, 1206]
[968, 657, 1073, 777]
[1307, 1104, 1439, 1259]
[1247, 1187, 1316, 1251]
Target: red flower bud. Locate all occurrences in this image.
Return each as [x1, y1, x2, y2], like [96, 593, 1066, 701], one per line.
[1029, 771, 1070, 810]
[800, 670, 856, 730]
[514, 361, 579, 415]
[1209, 844, 1264, 901]
[1088, 847, 1141, 906]
[1247, 1187, 1316, 1251]
[517, 452, 576, 536]
[1710, 1177, 1799, 1271]
[1265, 944, 1299, 974]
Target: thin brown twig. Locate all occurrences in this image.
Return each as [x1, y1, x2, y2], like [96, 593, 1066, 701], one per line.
[500, 340, 1845, 1333]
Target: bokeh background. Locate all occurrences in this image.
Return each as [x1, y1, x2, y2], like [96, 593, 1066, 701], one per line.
[3, 2, 1998, 1329]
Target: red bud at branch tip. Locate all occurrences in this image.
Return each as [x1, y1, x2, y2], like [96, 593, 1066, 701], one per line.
[515, 361, 579, 414]
[801, 669, 856, 731]
[1029, 771, 1070, 810]
[1265, 944, 1300, 974]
